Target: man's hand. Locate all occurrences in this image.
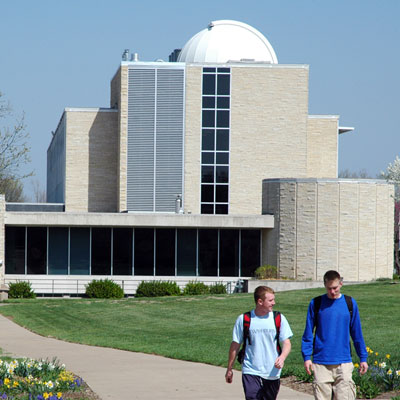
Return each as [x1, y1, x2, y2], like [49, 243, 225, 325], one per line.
[359, 362, 368, 375]
[225, 368, 233, 383]
[274, 355, 285, 369]
[304, 360, 313, 375]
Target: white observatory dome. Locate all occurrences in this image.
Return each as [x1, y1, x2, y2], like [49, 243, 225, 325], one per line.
[177, 20, 278, 64]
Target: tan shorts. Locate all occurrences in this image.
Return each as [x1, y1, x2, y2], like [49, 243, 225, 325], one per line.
[312, 362, 356, 400]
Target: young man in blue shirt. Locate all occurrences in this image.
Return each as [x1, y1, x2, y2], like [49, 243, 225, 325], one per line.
[301, 270, 368, 400]
[225, 286, 293, 400]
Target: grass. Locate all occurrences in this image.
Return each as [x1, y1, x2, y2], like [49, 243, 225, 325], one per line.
[0, 282, 399, 372]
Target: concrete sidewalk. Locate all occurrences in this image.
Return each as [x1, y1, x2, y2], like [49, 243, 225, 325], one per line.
[0, 315, 312, 400]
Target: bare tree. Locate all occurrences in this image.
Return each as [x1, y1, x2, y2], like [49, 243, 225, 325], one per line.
[31, 179, 47, 203]
[338, 168, 376, 179]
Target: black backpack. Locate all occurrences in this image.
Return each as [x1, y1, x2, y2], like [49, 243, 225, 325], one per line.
[237, 310, 282, 364]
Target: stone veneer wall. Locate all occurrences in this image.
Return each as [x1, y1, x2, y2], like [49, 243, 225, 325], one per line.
[306, 116, 338, 178]
[65, 110, 118, 212]
[262, 179, 394, 281]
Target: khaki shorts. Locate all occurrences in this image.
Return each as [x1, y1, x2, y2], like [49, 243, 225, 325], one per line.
[312, 362, 356, 400]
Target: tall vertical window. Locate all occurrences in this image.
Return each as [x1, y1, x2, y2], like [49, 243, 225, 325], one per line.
[201, 67, 230, 214]
[5, 227, 25, 274]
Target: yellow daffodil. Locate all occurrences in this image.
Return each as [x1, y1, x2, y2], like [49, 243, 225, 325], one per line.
[13, 381, 19, 387]
[375, 352, 379, 356]
[374, 361, 378, 366]
[396, 370, 400, 376]
[4, 378, 10, 385]
[379, 362, 387, 368]
[354, 363, 359, 368]
[387, 369, 393, 375]
[366, 346, 370, 352]
[386, 354, 390, 359]
[57, 393, 63, 399]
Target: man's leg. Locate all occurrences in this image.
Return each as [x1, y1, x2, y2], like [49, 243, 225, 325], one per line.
[333, 363, 356, 400]
[312, 363, 335, 400]
[261, 377, 280, 400]
[242, 374, 263, 400]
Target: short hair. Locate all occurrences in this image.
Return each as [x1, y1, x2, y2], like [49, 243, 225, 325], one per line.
[323, 270, 342, 284]
[254, 286, 275, 304]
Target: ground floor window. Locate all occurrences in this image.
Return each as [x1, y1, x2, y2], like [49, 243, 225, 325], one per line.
[5, 226, 261, 277]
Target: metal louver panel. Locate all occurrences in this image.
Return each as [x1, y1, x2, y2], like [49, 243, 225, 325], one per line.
[127, 66, 185, 212]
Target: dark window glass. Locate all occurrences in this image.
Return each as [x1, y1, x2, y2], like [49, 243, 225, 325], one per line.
[177, 229, 196, 276]
[27, 227, 47, 274]
[202, 129, 215, 150]
[5, 226, 25, 274]
[217, 74, 230, 95]
[202, 166, 214, 183]
[216, 152, 229, 164]
[202, 110, 215, 127]
[70, 228, 90, 275]
[203, 67, 216, 73]
[217, 129, 229, 150]
[92, 228, 111, 275]
[201, 204, 214, 214]
[241, 230, 261, 277]
[202, 96, 215, 108]
[198, 229, 218, 276]
[216, 204, 228, 214]
[201, 184, 214, 202]
[217, 67, 230, 73]
[216, 185, 229, 202]
[217, 110, 229, 128]
[48, 227, 68, 275]
[155, 229, 175, 276]
[202, 74, 215, 95]
[217, 97, 230, 109]
[216, 166, 229, 183]
[219, 230, 239, 276]
[202, 152, 214, 164]
[113, 228, 132, 275]
[134, 228, 154, 275]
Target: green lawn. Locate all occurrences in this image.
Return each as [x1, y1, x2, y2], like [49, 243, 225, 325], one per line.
[0, 282, 398, 371]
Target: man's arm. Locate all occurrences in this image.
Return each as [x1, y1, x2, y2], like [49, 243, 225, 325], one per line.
[301, 301, 315, 367]
[225, 341, 240, 383]
[274, 338, 291, 369]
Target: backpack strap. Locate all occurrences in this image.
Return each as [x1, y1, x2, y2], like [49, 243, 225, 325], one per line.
[273, 311, 282, 355]
[313, 295, 322, 332]
[344, 295, 353, 324]
[243, 311, 252, 345]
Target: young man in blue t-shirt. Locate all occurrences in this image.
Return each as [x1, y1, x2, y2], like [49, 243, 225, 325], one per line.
[225, 286, 293, 400]
[301, 270, 368, 400]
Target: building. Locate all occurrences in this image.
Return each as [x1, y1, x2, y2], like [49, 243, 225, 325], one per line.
[0, 20, 394, 295]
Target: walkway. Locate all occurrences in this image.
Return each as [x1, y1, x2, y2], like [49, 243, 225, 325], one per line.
[0, 315, 312, 400]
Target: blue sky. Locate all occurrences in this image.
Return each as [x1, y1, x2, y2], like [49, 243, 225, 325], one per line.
[1, 0, 399, 199]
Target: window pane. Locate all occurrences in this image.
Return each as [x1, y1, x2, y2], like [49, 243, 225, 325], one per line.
[217, 97, 230, 109]
[215, 204, 228, 214]
[216, 185, 228, 202]
[92, 228, 111, 275]
[156, 229, 175, 276]
[216, 152, 229, 164]
[201, 185, 214, 202]
[202, 110, 215, 127]
[177, 229, 196, 276]
[216, 129, 229, 150]
[48, 227, 68, 275]
[201, 204, 214, 214]
[27, 227, 47, 274]
[70, 228, 90, 275]
[203, 67, 216, 73]
[202, 166, 214, 183]
[217, 67, 230, 73]
[241, 230, 261, 277]
[219, 230, 239, 276]
[198, 229, 218, 276]
[202, 129, 215, 150]
[5, 226, 25, 274]
[134, 228, 154, 275]
[216, 166, 229, 183]
[202, 74, 215, 95]
[202, 152, 214, 164]
[202, 96, 215, 108]
[217, 74, 230, 95]
[113, 228, 132, 275]
[217, 110, 229, 128]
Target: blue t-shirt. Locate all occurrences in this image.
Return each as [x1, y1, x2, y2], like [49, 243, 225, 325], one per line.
[301, 294, 368, 364]
[233, 310, 293, 380]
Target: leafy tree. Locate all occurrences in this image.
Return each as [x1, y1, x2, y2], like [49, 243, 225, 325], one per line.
[0, 91, 32, 201]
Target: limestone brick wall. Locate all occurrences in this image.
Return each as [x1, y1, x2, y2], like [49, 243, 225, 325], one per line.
[0, 195, 4, 283]
[306, 116, 338, 178]
[65, 109, 118, 212]
[183, 66, 202, 214]
[110, 68, 121, 109]
[262, 179, 394, 281]
[230, 66, 309, 214]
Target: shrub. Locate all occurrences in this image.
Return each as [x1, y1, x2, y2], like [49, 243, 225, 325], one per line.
[8, 281, 36, 299]
[183, 281, 209, 295]
[254, 265, 278, 279]
[135, 280, 181, 297]
[85, 279, 124, 299]
[209, 282, 227, 294]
